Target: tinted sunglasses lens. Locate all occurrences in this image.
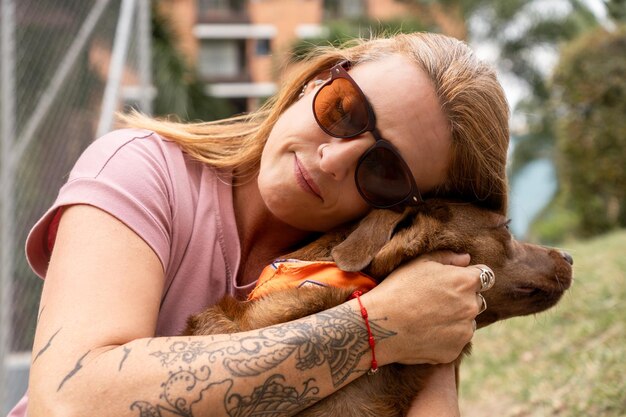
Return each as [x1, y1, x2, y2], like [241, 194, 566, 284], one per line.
[356, 147, 413, 207]
[314, 78, 369, 137]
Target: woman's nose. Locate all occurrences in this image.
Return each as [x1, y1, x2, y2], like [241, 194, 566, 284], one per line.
[318, 136, 373, 181]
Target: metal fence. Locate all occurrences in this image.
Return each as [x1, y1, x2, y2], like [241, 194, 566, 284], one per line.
[0, 0, 152, 412]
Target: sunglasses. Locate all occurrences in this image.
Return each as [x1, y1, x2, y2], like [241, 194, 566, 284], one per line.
[312, 60, 423, 209]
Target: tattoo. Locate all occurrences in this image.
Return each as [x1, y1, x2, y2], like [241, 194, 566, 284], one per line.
[283, 304, 395, 386]
[225, 374, 319, 417]
[119, 346, 132, 371]
[151, 340, 212, 366]
[132, 303, 395, 415]
[224, 343, 297, 378]
[130, 372, 318, 417]
[37, 306, 46, 323]
[151, 305, 395, 387]
[130, 365, 230, 417]
[57, 350, 91, 392]
[152, 304, 394, 386]
[33, 327, 61, 364]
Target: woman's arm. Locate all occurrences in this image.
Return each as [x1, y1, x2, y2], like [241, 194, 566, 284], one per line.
[406, 364, 461, 417]
[28, 205, 478, 417]
[26, 205, 379, 417]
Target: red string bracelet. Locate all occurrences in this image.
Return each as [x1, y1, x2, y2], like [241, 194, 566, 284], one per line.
[350, 290, 378, 375]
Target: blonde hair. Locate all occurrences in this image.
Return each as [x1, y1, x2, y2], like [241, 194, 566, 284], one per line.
[121, 32, 509, 213]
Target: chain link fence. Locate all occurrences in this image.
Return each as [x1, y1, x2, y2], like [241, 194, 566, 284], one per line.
[0, 0, 152, 412]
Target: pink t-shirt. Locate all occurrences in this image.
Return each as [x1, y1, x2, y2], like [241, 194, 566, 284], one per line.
[9, 128, 255, 416]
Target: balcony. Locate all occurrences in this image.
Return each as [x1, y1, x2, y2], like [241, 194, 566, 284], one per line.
[197, 0, 249, 23]
[193, 23, 277, 40]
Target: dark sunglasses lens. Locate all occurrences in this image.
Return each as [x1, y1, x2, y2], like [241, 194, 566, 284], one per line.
[314, 78, 369, 137]
[356, 147, 413, 207]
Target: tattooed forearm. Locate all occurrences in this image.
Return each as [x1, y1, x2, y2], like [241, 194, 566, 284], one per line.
[57, 350, 91, 392]
[132, 302, 396, 416]
[33, 327, 61, 364]
[192, 304, 395, 385]
[288, 303, 395, 386]
[149, 303, 395, 385]
[119, 346, 132, 371]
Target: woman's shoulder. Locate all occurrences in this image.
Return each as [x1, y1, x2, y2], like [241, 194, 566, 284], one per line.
[73, 129, 181, 174]
[26, 128, 228, 279]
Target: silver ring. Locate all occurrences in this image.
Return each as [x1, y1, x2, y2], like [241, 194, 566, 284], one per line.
[477, 293, 487, 315]
[477, 267, 495, 292]
[472, 319, 477, 332]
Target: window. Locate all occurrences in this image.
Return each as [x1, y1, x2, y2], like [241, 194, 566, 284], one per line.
[198, 40, 242, 79]
[199, 0, 246, 14]
[324, 0, 365, 19]
[256, 39, 271, 55]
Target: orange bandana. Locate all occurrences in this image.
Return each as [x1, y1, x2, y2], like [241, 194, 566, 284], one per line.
[247, 259, 377, 301]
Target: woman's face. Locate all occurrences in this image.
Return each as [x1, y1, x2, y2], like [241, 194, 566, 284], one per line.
[258, 54, 452, 232]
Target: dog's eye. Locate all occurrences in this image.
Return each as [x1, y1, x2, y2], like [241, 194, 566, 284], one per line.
[490, 218, 511, 231]
[501, 219, 512, 230]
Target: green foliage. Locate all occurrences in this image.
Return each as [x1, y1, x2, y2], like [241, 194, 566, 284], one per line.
[526, 190, 580, 244]
[606, 0, 626, 22]
[550, 26, 626, 237]
[151, 5, 234, 121]
[291, 17, 429, 61]
[499, 2, 599, 177]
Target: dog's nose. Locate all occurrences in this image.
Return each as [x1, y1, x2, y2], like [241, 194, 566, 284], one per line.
[560, 251, 574, 265]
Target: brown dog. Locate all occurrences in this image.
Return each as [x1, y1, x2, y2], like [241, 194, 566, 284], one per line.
[184, 199, 573, 416]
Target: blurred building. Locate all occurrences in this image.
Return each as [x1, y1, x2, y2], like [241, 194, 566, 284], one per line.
[159, 0, 413, 113]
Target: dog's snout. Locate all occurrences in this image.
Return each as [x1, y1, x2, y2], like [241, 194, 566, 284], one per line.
[560, 251, 574, 265]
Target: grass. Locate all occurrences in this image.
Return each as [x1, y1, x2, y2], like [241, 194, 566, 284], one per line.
[459, 229, 626, 417]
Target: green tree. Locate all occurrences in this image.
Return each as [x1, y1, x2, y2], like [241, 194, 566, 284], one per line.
[151, 5, 234, 121]
[549, 26, 626, 237]
[291, 17, 428, 61]
[606, 0, 626, 22]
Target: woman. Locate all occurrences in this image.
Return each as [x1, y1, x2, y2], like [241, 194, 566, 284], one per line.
[10, 32, 509, 416]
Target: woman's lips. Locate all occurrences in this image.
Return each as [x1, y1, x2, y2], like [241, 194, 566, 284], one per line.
[294, 155, 323, 200]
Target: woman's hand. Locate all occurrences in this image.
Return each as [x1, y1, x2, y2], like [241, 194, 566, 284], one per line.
[363, 250, 483, 365]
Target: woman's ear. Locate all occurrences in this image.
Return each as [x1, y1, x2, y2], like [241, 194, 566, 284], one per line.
[331, 208, 412, 272]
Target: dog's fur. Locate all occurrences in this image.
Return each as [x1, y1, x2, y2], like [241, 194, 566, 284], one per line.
[184, 199, 573, 416]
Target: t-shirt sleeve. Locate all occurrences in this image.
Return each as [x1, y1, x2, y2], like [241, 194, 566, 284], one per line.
[25, 129, 177, 278]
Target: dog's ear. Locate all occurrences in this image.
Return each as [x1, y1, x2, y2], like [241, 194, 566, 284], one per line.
[331, 208, 413, 272]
